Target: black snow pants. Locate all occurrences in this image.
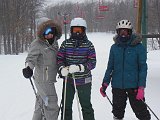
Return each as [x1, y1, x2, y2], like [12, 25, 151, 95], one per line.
[112, 88, 151, 120]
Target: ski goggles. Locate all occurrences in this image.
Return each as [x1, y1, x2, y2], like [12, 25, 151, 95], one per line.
[44, 27, 54, 35]
[72, 27, 83, 33]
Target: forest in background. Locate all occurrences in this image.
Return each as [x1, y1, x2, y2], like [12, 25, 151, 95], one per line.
[0, 0, 160, 54]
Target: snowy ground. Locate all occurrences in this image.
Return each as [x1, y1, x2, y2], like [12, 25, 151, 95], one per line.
[0, 32, 160, 120]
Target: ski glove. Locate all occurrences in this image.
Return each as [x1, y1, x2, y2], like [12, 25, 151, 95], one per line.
[136, 87, 144, 100]
[69, 64, 85, 74]
[22, 66, 33, 78]
[59, 66, 69, 77]
[100, 83, 108, 97]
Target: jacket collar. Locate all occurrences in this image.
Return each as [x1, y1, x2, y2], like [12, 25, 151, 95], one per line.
[113, 33, 143, 46]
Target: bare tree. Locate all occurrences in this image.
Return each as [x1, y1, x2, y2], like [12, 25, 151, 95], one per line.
[148, 0, 160, 49]
[0, 0, 43, 54]
[0, 0, 160, 54]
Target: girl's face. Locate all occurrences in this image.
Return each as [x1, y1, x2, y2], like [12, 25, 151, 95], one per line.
[119, 28, 129, 37]
[44, 33, 54, 39]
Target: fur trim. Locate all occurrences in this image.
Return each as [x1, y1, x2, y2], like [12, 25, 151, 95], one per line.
[113, 35, 118, 43]
[37, 20, 62, 40]
[113, 33, 142, 46]
[130, 33, 142, 45]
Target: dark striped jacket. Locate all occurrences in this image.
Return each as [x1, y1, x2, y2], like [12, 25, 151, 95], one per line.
[57, 37, 96, 85]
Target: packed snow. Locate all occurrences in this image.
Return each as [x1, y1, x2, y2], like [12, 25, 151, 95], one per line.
[0, 32, 160, 120]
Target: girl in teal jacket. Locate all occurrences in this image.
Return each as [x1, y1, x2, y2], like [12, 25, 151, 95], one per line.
[104, 34, 147, 89]
[100, 20, 151, 120]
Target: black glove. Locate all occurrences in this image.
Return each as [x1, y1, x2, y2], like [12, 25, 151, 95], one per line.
[22, 66, 33, 78]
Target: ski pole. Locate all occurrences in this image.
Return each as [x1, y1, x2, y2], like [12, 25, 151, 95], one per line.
[57, 12, 69, 119]
[62, 76, 67, 120]
[72, 74, 82, 120]
[58, 98, 63, 118]
[29, 78, 46, 120]
[142, 100, 160, 120]
[106, 95, 113, 106]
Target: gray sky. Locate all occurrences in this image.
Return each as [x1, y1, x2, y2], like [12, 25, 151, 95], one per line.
[44, 0, 114, 7]
[45, 0, 86, 6]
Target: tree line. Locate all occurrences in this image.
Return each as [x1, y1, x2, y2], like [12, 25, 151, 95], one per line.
[0, 0, 43, 54]
[0, 0, 160, 55]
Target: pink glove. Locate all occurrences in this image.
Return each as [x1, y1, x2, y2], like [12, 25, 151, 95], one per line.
[136, 87, 144, 100]
[100, 83, 108, 97]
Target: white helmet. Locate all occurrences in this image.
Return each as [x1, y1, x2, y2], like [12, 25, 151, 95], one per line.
[116, 20, 132, 30]
[70, 17, 87, 29]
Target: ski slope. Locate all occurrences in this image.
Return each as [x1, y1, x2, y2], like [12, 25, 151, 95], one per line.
[0, 32, 160, 120]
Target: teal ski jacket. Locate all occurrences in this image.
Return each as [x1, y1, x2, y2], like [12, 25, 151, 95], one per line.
[103, 34, 147, 89]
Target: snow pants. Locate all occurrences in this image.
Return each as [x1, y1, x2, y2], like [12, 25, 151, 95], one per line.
[61, 82, 95, 120]
[112, 88, 151, 120]
[32, 81, 59, 120]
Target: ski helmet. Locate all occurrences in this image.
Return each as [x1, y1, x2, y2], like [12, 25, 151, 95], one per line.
[116, 20, 132, 30]
[70, 18, 87, 40]
[70, 17, 87, 29]
[116, 20, 133, 35]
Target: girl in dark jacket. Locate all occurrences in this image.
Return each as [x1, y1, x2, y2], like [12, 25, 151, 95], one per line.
[57, 17, 96, 120]
[100, 20, 151, 120]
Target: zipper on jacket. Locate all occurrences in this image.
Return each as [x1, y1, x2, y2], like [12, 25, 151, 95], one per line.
[45, 66, 48, 81]
[122, 48, 126, 88]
